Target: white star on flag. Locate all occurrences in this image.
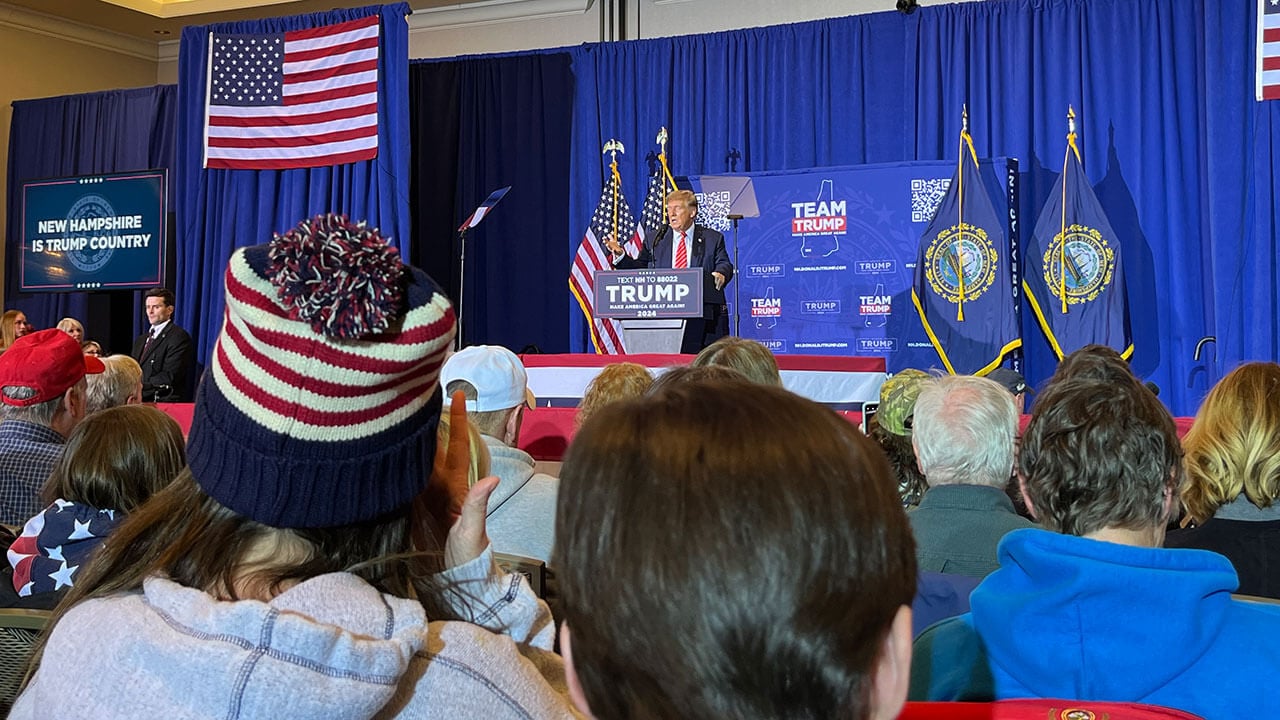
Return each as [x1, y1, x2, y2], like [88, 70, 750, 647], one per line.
[49, 561, 78, 591]
[68, 519, 95, 541]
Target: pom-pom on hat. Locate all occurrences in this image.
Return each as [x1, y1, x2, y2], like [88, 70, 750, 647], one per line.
[187, 214, 456, 529]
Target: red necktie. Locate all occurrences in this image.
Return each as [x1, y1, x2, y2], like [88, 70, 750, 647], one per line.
[674, 231, 688, 269]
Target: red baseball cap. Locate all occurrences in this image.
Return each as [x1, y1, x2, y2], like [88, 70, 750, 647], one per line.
[0, 328, 106, 406]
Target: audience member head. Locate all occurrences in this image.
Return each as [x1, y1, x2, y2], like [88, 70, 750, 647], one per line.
[85, 355, 143, 414]
[555, 379, 917, 720]
[41, 404, 186, 513]
[46, 214, 455, 611]
[1180, 362, 1280, 524]
[1017, 372, 1181, 543]
[56, 318, 84, 344]
[1, 310, 33, 350]
[81, 341, 103, 357]
[1050, 344, 1133, 385]
[868, 369, 929, 505]
[576, 362, 653, 428]
[0, 329, 104, 437]
[912, 375, 1017, 489]
[691, 336, 782, 386]
[985, 367, 1031, 414]
[647, 363, 745, 395]
[440, 345, 534, 446]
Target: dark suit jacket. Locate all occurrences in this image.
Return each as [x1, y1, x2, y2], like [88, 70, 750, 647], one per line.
[617, 224, 734, 308]
[131, 322, 193, 402]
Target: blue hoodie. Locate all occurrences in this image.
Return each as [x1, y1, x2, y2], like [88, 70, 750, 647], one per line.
[911, 528, 1280, 718]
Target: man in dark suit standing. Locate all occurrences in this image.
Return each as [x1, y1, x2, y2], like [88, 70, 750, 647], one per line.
[605, 189, 734, 353]
[131, 287, 193, 402]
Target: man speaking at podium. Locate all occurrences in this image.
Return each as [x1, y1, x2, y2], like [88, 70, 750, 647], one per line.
[605, 189, 734, 353]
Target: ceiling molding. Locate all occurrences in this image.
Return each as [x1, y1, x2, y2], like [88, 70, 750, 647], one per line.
[408, 0, 589, 31]
[101, 0, 303, 20]
[0, 1, 157, 60]
[157, 37, 180, 63]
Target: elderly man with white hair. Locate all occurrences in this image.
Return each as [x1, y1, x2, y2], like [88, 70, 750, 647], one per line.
[907, 374, 1033, 578]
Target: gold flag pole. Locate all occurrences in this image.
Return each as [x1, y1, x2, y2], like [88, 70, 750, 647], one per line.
[955, 105, 972, 322]
[657, 126, 677, 222]
[602, 139, 626, 244]
[1059, 107, 1080, 314]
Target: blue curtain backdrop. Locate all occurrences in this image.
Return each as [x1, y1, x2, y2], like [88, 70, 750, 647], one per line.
[556, 0, 1276, 415]
[408, 52, 574, 352]
[5, 85, 177, 347]
[174, 3, 412, 365]
[9, 0, 1279, 416]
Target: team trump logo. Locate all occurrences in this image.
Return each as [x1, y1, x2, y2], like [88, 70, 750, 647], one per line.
[859, 294, 891, 315]
[1042, 224, 1116, 305]
[923, 223, 998, 305]
[790, 200, 847, 234]
[751, 297, 782, 317]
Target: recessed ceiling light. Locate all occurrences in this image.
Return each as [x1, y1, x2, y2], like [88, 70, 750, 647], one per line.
[154, 29, 172, 35]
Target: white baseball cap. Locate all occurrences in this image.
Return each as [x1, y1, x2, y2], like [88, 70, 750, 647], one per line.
[440, 345, 536, 412]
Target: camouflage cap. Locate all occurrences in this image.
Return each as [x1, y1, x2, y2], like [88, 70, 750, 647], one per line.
[877, 369, 930, 436]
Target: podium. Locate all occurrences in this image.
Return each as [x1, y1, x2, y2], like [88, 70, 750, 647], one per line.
[620, 319, 685, 353]
[592, 268, 704, 353]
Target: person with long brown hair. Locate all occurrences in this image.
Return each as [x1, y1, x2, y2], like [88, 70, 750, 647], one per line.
[11, 215, 576, 719]
[2, 405, 185, 609]
[555, 378, 917, 720]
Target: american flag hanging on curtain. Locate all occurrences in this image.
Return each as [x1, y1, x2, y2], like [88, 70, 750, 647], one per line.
[204, 14, 380, 170]
[570, 174, 637, 354]
[1260, 0, 1280, 100]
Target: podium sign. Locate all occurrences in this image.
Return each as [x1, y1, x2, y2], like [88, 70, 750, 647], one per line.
[593, 269, 704, 319]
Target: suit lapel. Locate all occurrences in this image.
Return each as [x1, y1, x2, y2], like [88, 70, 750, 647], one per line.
[691, 227, 705, 268]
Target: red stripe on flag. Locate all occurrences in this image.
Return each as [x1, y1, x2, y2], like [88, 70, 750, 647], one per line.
[1265, 57, 1280, 71]
[1263, 84, 1280, 100]
[285, 57, 378, 84]
[208, 102, 378, 128]
[208, 125, 377, 149]
[205, 146, 377, 170]
[285, 82, 377, 106]
[284, 14, 378, 42]
[286, 36, 379, 65]
[1265, 27, 1280, 43]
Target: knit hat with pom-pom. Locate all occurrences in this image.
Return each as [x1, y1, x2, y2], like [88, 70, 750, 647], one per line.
[187, 214, 456, 528]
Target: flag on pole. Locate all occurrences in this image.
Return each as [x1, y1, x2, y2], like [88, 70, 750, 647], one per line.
[911, 122, 1020, 375]
[204, 14, 380, 170]
[1023, 119, 1132, 360]
[633, 172, 666, 255]
[570, 172, 637, 354]
[1259, 0, 1280, 100]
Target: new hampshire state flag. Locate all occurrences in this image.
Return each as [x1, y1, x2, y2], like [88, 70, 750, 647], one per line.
[1023, 132, 1132, 360]
[911, 128, 1020, 375]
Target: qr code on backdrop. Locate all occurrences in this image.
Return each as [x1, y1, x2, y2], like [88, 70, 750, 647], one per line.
[910, 178, 951, 223]
[697, 190, 732, 234]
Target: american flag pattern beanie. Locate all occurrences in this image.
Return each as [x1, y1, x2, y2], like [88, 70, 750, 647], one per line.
[186, 214, 456, 528]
